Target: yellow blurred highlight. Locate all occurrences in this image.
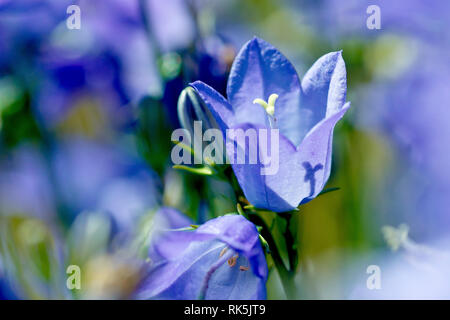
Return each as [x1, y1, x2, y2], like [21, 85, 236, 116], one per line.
[56, 95, 112, 139]
[82, 254, 141, 299]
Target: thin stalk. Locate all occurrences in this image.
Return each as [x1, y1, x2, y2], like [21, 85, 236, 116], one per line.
[248, 213, 297, 299]
[279, 212, 298, 274]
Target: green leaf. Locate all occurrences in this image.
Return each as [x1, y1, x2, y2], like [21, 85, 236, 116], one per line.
[259, 234, 271, 254]
[172, 165, 215, 176]
[236, 203, 245, 216]
[318, 187, 341, 197]
[172, 140, 195, 156]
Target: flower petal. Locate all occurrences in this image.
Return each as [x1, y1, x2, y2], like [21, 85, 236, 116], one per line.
[137, 240, 266, 299]
[300, 51, 347, 141]
[149, 207, 193, 262]
[195, 215, 267, 280]
[137, 240, 226, 299]
[151, 215, 267, 280]
[153, 207, 193, 230]
[226, 103, 349, 212]
[190, 81, 234, 134]
[227, 37, 303, 144]
[226, 123, 303, 212]
[137, 215, 267, 300]
[296, 102, 351, 204]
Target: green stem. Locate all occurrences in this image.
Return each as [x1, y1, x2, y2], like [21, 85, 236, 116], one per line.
[279, 212, 298, 274]
[249, 213, 297, 299]
[226, 168, 298, 298]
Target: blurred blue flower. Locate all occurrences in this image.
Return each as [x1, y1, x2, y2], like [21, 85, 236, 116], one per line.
[36, 53, 134, 132]
[146, 0, 195, 53]
[146, 207, 194, 262]
[137, 214, 267, 300]
[191, 37, 350, 212]
[304, 0, 450, 240]
[347, 234, 450, 299]
[51, 138, 160, 229]
[0, 0, 160, 132]
[0, 0, 68, 64]
[313, 0, 450, 46]
[359, 52, 450, 239]
[0, 146, 56, 220]
[75, 0, 161, 99]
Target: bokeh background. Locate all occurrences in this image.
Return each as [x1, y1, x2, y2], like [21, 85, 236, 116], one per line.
[0, 0, 449, 299]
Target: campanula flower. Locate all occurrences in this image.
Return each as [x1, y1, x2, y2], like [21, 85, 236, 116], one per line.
[191, 37, 350, 212]
[137, 214, 268, 300]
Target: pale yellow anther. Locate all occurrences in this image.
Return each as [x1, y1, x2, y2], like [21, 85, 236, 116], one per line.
[253, 93, 278, 116]
[239, 266, 249, 272]
[219, 247, 228, 257]
[252, 98, 268, 109]
[227, 254, 239, 267]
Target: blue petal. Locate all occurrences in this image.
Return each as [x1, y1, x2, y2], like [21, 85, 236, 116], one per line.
[299, 51, 347, 142]
[153, 207, 193, 230]
[138, 240, 266, 299]
[150, 207, 193, 262]
[137, 215, 267, 300]
[227, 37, 303, 144]
[152, 215, 267, 279]
[191, 41, 350, 212]
[138, 240, 225, 299]
[297, 102, 351, 204]
[190, 81, 234, 134]
[226, 124, 303, 212]
[225, 103, 350, 212]
[196, 215, 268, 280]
